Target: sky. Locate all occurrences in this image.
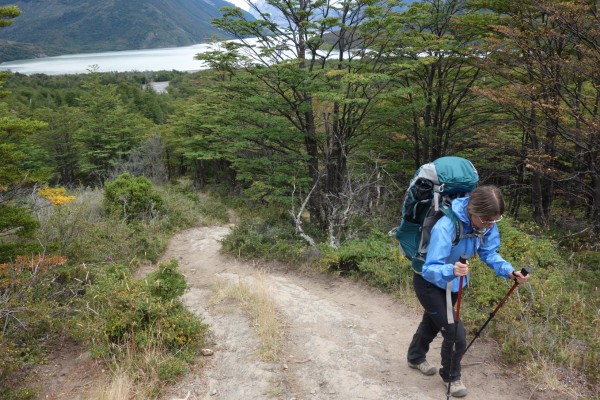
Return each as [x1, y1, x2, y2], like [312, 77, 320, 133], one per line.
[225, 0, 250, 11]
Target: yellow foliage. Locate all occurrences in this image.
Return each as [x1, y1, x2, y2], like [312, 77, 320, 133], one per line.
[37, 186, 76, 205]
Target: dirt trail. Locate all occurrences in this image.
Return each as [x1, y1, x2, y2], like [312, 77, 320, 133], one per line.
[33, 224, 566, 400]
[160, 225, 560, 400]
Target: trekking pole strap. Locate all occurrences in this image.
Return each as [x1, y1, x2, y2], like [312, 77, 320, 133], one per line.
[446, 282, 454, 324]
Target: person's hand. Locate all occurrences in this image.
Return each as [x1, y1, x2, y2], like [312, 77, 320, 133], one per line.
[511, 270, 529, 284]
[454, 259, 469, 276]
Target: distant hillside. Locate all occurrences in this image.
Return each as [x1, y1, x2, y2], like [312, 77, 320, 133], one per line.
[0, 0, 250, 62]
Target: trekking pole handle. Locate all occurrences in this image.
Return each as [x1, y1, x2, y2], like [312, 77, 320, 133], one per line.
[494, 267, 531, 316]
[512, 267, 531, 281]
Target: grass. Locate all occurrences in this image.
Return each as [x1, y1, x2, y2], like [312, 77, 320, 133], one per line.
[210, 270, 283, 362]
[89, 368, 133, 400]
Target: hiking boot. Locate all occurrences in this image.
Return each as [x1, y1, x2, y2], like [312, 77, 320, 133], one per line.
[407, 360, 437, 376]
[442, 378, 468, 397]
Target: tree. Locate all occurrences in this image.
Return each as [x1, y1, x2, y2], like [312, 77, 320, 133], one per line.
[472, 0, 600, 231]
[376, 0, 492, 168]
[74, 71, 152, 185]
[0, 5, 20, 28]
[169, 94, 234, 189]
[0, 5, 49, 257]
[0, 84, 47, 256]
[542, 0, 600, 233]
[201, 0, 397, 245]
[30, 106, 84, 185]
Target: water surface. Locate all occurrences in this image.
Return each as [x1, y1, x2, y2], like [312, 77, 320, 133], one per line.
[0, 44, 212, 75]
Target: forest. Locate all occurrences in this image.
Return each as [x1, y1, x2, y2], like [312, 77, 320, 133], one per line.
[0, 0, 598, 399]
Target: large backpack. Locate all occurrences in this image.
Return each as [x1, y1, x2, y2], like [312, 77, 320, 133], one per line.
[394, 156, 479, 273]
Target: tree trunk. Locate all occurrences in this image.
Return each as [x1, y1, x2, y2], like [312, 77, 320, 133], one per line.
[509, 128, 528, 217]
[193, 159, 205, 189]
[304, 106, 324, 229]
[527, 107, 546, 224]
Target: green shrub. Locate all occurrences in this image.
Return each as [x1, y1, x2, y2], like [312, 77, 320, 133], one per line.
[316, 231, 411, 291]
[157, 357, 188, 383]
[0, 203, 41, 262]
[36, 188, 141, 264]
[571, 250, 600, 287]
[0, 204, 39, 238]
[70, 260, 206, 398]
[74, 261, 206, 357]
[221, 214, 308, 264]
[36, 186, 216, 265]
[104, 173, 164, 221]
[146, 259, 187, 301]
[497, 217, 563, 270]
[195, 194, 229, 224]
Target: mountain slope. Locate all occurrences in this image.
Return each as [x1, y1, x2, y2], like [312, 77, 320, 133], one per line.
[0, 0, 247, 62]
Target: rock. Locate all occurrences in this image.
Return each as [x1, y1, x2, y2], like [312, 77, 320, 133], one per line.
[201, 348, 214, 356]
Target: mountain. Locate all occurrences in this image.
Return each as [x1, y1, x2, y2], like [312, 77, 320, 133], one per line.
[0, 0, 250, 63]
[247, 0, 420, 25]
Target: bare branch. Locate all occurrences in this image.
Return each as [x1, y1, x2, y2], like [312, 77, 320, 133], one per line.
[290, 176, 320, 247]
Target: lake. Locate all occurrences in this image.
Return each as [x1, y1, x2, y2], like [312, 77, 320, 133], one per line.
[0, 44, 214, 75]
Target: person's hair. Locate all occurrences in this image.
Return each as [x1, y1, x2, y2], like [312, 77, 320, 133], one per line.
[466, 185, 505, 217]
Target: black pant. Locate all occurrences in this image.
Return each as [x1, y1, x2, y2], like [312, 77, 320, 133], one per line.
[407, 272, 466, 382]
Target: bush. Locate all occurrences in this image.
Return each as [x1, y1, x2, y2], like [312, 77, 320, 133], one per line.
[0, 255, 84, 400]
[221, 211, 308, 264]
[74, 261, 205, 356]
[146, 259, 187, 301]
[0, 203, 41, 262]
[104, 173, 164, 222]
[316, 231, 411, 291]
[36, 190, 141, 264]
[36, 185, 224, 265]
[72, 260, 207, 397]
[158, 185, 229, 228]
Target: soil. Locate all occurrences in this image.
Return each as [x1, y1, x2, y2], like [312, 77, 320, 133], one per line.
[33, 224, 572, 400]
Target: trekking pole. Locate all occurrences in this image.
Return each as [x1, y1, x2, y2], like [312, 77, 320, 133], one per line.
[463, 267, 531, 355]
[446, 255, 468, 400]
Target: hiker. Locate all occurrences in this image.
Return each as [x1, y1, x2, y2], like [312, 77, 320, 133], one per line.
[406, 185, 529, 397]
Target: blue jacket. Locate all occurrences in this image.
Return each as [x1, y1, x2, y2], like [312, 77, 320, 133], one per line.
[422, 197, 514, 292]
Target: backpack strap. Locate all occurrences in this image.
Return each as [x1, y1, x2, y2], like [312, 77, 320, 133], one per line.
[439, 203, 461, 246]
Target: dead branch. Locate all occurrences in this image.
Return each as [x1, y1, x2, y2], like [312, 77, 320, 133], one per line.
[290, 177, 319, 248]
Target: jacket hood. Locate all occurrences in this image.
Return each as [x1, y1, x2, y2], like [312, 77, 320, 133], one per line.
[452, 197, 471, 226]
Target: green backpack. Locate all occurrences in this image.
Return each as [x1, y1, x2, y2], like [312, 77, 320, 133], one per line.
[394, 156, 479, 273]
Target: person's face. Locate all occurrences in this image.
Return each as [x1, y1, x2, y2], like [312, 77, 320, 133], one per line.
[471, 214, 502, 229]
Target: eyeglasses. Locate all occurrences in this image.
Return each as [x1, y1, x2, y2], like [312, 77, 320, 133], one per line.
[477, 215, 503, 225]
